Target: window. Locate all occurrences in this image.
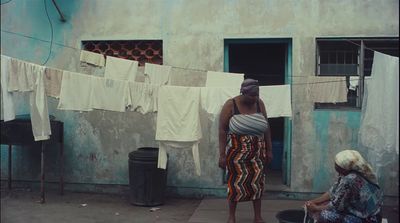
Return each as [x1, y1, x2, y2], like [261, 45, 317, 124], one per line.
[315, 38, 399, 109]
[82, 40, 163, 66]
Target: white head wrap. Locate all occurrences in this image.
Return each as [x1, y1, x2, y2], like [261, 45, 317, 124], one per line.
[335, 150, 377, 184]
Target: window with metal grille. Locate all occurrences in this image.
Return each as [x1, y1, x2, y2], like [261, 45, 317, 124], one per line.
[315, 38, 399, 109]
[82, 40, 163, 66]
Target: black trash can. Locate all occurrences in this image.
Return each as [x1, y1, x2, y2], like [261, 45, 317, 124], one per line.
[128, 147, 167, 206]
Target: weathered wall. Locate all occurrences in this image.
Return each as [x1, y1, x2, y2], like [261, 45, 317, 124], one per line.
[1, 0, 398, 197]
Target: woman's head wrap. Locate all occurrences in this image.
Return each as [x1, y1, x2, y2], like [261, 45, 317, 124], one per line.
[240, 78, 259, 96]
[334, 150, 377, 184]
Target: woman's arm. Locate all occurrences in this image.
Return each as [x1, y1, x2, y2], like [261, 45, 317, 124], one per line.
[258, 99, 273, 164]
[218, 99, 233, 169]
[309, 192, 331, 204]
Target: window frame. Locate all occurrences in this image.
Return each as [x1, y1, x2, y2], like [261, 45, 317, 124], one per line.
[315, 37, 399, 110]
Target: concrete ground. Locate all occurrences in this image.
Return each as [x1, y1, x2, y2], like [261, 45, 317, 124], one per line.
[1, 188, 398, 223]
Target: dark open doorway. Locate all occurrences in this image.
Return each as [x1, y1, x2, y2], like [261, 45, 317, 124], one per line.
[225, 40, 290, 188]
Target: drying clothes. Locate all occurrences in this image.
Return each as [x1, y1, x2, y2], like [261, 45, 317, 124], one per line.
[144, 63, 172, 85]
[30, 71, 51, 141]
[8, 59, 38, 92]
[349, 76, 360, 91]
[80, 50, 105, 67]
[1, 55, 15, 121]
[104, 56, 138, 81]
[259, 85, 292, 118]
[200, 87, 240, 115]
[308, 76, 347, 103]
[128, 82, 159, 114]
[359, 52, 399, 155]
[158, 141, 201, 176]
[44, 67, 63, 98]
[155, 86, 202, 141]
[90, 77, 131, 112]
[57, 71, 93, 111]
[205, 71, 244, 88]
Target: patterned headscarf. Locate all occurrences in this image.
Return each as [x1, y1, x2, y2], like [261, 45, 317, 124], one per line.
[240, 78, 259, 96]
[334, 150, 377, 184]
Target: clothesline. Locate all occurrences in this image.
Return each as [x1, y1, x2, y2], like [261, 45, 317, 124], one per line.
[1, 54, 366, 86]
[1, 29, 382, 82]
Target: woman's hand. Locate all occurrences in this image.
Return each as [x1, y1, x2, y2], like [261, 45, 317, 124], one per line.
[305, 201, 319, 212]
[218, 154, 226, 170]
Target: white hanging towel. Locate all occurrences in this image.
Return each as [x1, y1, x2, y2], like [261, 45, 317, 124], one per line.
[0, 55, 16, 121]
[156, 86, 202, 141]
[104, 56, 138, 81]
[57, 71, 93, 111]
[259, 85, 292, 118]
[44, 67, 63, 98]
[30, 69, 51, 141]
[158, 141, 201, 176]
[205, 71, 244, 88]
[359, 52, 399, 154]
[8, 59, 37, 92]
[200, 87, 240, 115]
[128, 82, 159, 114]
[90, 77, 131, 112]
[309, 76, 347, 103]
[349, 76, 359, 91]
[144, 63, 172, 85]
[80, 50, 105, 67]
[156, 86, 202, 175]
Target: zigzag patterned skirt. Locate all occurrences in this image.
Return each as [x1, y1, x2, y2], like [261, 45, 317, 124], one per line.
[226, 133, 266, 202]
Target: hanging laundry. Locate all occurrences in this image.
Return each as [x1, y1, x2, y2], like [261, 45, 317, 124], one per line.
[308, 76, 347, 103]
[1, 55, 16, 121]
[156, 86, 202, 175]
[349, 76, 360, 91]
[259, 85, 292, 118]
[144, 63, 172, 85]
[104, 56, 138, 81]
[200, 87, 240, 115]
[128, 82, 159, 114]
[44, 67, 63, 98]
[8, 59, 38, 92]
[30, 70, 51, 141]
[80, 50, 105, 67]
[205, 71, 244, 88]
[158, 141, 201, 176]
[359, 52, 399, 155]
[57, 71, 93, 111]
[90, 77, 131, 112]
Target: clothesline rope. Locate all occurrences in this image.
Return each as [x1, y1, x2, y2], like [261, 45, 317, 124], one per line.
[1, 29, 373, 85]
[1, 54, 368, 86]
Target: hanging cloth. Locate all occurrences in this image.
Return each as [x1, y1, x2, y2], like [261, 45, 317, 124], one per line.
[104, 56, 138, 81]
[205, 71, 244, 88]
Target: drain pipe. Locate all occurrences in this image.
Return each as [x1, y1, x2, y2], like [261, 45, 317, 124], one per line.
[51, 0, 66, 22]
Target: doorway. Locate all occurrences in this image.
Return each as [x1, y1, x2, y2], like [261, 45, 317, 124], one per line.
[224, 39, 292, 188]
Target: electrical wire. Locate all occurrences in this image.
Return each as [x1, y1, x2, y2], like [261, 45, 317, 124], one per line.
[0, 0, 13, 5]
[42, 0, 53, 65]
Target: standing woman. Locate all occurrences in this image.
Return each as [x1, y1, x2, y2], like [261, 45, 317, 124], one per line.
[218, 79, 273, 223]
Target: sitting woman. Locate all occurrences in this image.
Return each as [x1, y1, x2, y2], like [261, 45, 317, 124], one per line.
[305, 150, 383, 223]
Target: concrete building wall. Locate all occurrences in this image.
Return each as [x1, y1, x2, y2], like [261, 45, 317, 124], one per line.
[1, 0, 398, 197]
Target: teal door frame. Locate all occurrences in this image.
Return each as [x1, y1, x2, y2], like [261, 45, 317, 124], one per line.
[224, 38, 293, 186]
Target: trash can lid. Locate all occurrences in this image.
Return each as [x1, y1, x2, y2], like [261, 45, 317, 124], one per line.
[129, 147, 159, 161]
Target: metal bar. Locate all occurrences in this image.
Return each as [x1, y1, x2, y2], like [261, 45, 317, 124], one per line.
[40, 142, 45, 204]
[8, 144, 12, 190]
[51, 0, 66, 22]
[60, 141, 64, 195]
[358, 41, 365, 108]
